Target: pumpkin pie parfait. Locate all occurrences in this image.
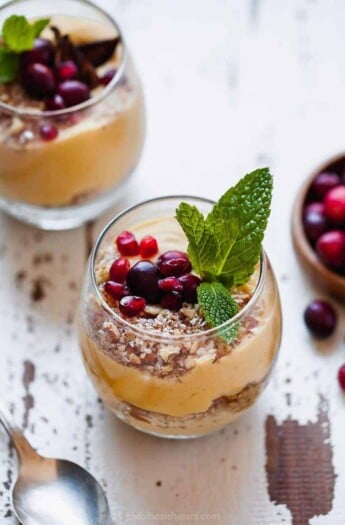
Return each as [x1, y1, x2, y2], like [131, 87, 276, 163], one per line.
[79, 169, 282, 438]
[0, 0, 145, 229]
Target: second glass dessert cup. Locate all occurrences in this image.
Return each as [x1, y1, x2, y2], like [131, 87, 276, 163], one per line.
[78, 197, 283, 439]
[0, 0, 146, 229]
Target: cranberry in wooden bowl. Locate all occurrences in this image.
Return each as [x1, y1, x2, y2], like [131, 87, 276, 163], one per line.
[291, 153, 345, 302]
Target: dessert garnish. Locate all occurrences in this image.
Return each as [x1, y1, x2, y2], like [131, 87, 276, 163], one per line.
[101, 169, 273, 342]
[0, 14, 121, 102]
[176, 168, 272, 339]
[0, 15, 50, 83]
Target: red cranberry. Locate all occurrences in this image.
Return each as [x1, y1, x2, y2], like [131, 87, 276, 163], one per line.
[304, 300, 337, 338]
[99, 68, 117, 86]
[158, 258, 192, 277]
[139, 236, 158, 258]
[161, 291, 182, 311]
[20, 38, 54, 67]
[119, 296, 146, 317]
[324, 185, 345, 225]
[305, 202, 324, 213]
[303, 202, 328, 243]
[157, 251, 191, 277]
[158, 250, 190, 263]
[104, 281, 130, 300]
[22, 63, 55, 98]
[45, 94, 66, 111]
[311, 172, 341, 199]
[57, 80, 90, 107]
[56, 61, 78, 82]
[40, 124, 58, 141]
[109, 258, 130, 283]
[126, 261, 161, 302]
[158, 277, 184, 293]
[179, 274, 201, 303]
[316, 230, 345, 269]
[338, 364, 345, 392]
[116, 231, 139, 256]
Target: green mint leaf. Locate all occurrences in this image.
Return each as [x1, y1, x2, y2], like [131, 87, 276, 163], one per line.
[206, 205, 239, 287]
[197, 282, 239, 342]
[2, 15, 35, 52]
[207, 168, 272, 286]
[0, 47, 19, 82]
[176, 202, 217, 280]
[32, 17, 50, 38]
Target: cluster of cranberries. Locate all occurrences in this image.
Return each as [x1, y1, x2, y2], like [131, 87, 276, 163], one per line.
[303, 171, 345, 271]
[18, 38, 115, 141]
[304, 299, 345, 392]
[103, 231, 201, 317]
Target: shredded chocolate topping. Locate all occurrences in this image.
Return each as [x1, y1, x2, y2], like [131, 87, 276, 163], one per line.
[77, 38, 120, 67]
[51, 26, 120, 89]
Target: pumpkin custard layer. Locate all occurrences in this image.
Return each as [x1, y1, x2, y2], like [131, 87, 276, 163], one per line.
[79, 216, 282, 436]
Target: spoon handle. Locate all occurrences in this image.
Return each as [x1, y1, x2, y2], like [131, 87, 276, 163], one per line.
[0, 400, 37, 462]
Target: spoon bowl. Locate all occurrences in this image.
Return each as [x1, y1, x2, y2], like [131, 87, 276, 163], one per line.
[0, 401, 112, 525]
[13, 456, 112, 525]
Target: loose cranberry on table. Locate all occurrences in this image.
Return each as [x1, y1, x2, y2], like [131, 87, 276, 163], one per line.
[109, 258, 130, 283]
[304, 300, 337, 338]
[157, 250, 192, 277]
[56, 61, 78, 82]
[126, 260, 161, 303]
[311, 172, 341, 199]
[119, 296, 146, 317]
[324, 185, 345, 225]
[20, 38, 54, 67]
[338, 364, 345, 392]
[57, 80, 90, 107]
[139, 236, 158, 258]
[22, 63, 56, 98]
[116, 231, 139, 256]
[104, 281, 130, 300]
[316, 230, 345, 269]
[303, 202, 329, 243]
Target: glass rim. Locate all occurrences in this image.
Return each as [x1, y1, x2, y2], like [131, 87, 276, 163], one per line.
[0, 0, 128, 118]
[89, 195, 267, 342]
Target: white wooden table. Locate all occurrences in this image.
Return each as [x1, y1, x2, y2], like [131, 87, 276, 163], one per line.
[1, 1, 345, 523]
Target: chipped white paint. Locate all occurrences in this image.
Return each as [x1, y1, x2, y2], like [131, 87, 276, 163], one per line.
[1, 0, 345, 523]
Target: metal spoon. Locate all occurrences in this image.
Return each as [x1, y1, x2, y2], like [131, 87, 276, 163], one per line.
[0, 400, 112, 525]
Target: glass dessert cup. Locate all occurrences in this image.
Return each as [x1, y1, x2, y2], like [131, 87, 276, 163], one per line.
[0, 0, 146, 230]
[79, 197, 283, 439]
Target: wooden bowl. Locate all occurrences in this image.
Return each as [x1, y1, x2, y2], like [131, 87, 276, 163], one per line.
[291, 153, 345, 303]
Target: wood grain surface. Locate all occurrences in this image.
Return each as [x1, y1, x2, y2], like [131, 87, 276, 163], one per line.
[1, 1, 345, 524]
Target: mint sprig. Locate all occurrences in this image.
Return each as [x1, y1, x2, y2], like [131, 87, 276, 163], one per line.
[176, 168, 273, 339]
[207, 167, 273, 286]
[31, 18, 50, 39]
[197, 282, 239, 342]
[175, 203, 217, 280]
[0, 48, 19, 83]
[0, 15, 50, 83]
